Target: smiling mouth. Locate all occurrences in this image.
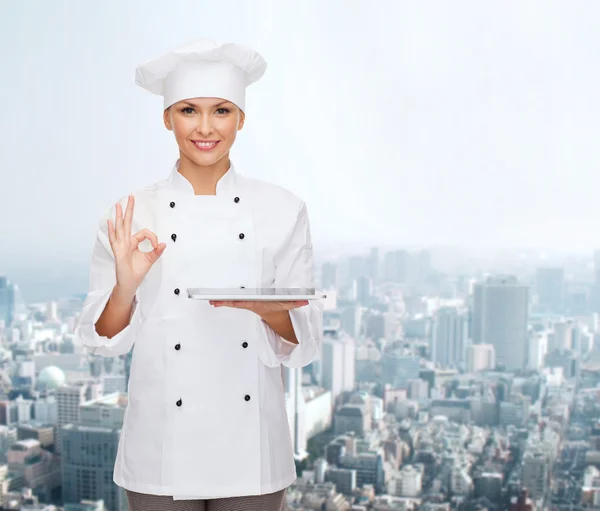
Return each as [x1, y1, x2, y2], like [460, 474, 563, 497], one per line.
[192, 140, 220, 151]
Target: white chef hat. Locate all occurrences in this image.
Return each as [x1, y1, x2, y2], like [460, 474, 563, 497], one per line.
[135, 38, 267, 112]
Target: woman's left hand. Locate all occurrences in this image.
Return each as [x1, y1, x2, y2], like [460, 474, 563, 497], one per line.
[208, 299, 309, 317]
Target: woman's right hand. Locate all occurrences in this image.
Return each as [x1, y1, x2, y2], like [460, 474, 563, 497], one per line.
[107, 195, 166, 294]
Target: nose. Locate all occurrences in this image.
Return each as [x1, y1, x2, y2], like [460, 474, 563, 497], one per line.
[196, 113, 214, 137]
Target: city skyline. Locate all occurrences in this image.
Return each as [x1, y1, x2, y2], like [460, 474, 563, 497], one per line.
[1, 224, 600, 508]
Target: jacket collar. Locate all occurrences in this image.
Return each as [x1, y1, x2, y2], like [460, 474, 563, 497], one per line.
[167, 158, 238, 196]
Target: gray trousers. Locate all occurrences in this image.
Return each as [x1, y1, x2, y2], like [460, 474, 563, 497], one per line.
[125, 488, 287, 511]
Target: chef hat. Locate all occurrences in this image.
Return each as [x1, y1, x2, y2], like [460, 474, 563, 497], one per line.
[135, 38, 267, 112]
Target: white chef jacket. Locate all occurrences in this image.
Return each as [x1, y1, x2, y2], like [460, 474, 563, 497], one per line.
[73, 159, 323, 499]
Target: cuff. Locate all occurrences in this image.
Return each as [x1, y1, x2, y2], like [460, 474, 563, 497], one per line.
[254, 303, 321, 368]
[74, 287, 141, 357]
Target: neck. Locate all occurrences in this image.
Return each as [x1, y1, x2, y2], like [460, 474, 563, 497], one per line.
[178, 152, 231, 195]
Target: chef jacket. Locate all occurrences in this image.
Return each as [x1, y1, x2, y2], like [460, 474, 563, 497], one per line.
[73, 159, 323, 499]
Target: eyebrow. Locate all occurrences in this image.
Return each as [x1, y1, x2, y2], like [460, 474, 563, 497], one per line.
[181, 100, 231, 108]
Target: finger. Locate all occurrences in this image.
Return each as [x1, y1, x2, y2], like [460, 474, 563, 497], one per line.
[130, 229, 144, 252]
[137, 229, 159, 250]
[123, 195, 134, 239]
[217, 301, 241, 308]
[146, 243, 166, 264]
[146, 229, 159, 250]
[107, 219, 115, 247]
[288, 300, 308, 309]
[115, 202, 123, 241]
[131, 229, 158, 252]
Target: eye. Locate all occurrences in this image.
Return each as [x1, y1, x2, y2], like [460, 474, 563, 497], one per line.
[181, 107, 195, 114]
[216, 108, 230, 115]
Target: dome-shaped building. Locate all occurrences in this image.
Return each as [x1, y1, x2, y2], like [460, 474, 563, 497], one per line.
[37, 366, 66, 390]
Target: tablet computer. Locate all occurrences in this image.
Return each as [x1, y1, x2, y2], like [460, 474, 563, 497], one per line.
[187, 287, 327, 301]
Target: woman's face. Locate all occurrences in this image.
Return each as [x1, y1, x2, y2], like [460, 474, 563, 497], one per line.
[163, 97, 244, 168]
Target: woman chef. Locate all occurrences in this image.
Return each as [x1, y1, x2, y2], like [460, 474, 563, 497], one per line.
[74, 38, 323, 511]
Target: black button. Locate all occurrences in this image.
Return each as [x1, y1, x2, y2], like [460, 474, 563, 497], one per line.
[176, 399, 182, 406]
[171, 233, 177, 242]
[175, 344, 181, 350]
[174, 288, 180, 295]
[234, 197, 240, 203]
[240, 286, 245, 289]
[170, 201, 176, 208]
[242, 342, 248, 348]
[238, 233, 245, 239]
[244, 395, 251, 401]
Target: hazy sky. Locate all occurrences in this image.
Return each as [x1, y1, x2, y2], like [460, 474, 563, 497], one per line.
[2, 0, 600, 273]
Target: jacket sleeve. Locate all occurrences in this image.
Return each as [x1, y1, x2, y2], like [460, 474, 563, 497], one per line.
[256, 201, 323, 368]
[73, 203, 143, 357]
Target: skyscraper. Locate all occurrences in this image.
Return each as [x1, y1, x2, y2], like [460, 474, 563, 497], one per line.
[61, 392, 128, 511]
[368, 246, 380, 284]
[321, 262, 338, 291]
[56, 382, 101, 454]
[535, 267, 565, 311]
[431, 307, 468, 368]
[356, 276, 373, 306]
[522, 449, 549, 502]
[548, 320, 572, 352]
[0, 276, 27, 329]
[382, 250, 411, 284]
[472, 276, 529, 371]
[321, 328, 356, 402]
[466, 344, 496, 372]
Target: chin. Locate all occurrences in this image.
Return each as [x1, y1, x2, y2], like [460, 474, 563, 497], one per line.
[184, 149, 228, 168]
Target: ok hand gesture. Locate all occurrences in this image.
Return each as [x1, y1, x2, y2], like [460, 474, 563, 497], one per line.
[107, 195, 166, 294]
